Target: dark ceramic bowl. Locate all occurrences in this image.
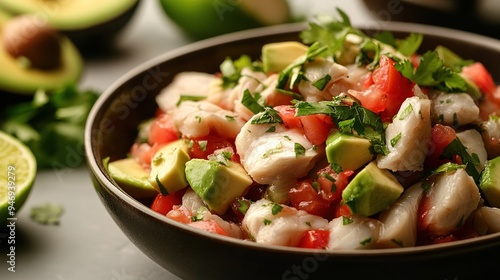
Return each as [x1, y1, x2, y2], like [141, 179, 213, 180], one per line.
[85, 22, 500, 280]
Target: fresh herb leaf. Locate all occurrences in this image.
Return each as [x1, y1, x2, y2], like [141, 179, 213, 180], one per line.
[251, 107, 283, 125]
[176, 95, 206, 106]
[294, 142, 306, 157]
[395, 51, 467, 92]
[0, 84, 99, 168]
[312, 74, 332, 90]
[441, 138, 481, 182]
[220, 55, 254, 89]
[342, 216, 353, 225]
[271, 203, 283, 215]
[397, 33, 423, 57]
[390, 132, 402, 147]
[30, 203, 64, 225]
[295, 97, 388, 155]
[398, 103, 414, 120]
[241, 89, 264, 114]
[263, 219, 272, 225]
[360, 237, 372, 246]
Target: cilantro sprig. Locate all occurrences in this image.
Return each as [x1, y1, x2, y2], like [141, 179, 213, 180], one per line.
[395, 51, 467, 92]
[295, 96, 388, 155]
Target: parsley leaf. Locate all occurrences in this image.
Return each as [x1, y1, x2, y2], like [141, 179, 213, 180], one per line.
[241, 89, 264, 114]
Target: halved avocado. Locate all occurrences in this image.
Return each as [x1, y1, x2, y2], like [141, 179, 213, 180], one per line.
[0, 0, 139, 51]
[0, 10, 83, 95]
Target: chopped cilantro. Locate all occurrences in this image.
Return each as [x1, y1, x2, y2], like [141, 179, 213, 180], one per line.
[441, 138, 481, 182]
[271, 203, 284, 215]
[360, 237, 372, 246]
[391, 239, 404, 247]
[395, 51, 467, 92]
[251, 107, 283, 125]
[241, 89, 264, 114]
[265, 125, 276, 133]
[398, 104, 413, 120]
[30, 203, 64, 225]
[225, 115, 236, 121]
[295, 96, 388, 155]
[263, 219, 272, 225]
[312, 74, 332, 90]
[219, 55, 255, 89]
[294, 142, 306, 157]
[198, 140, 208, 152]
[176, 95, 206, 106]
[390, 132, 402, 147]
[342, 216, 353, 225]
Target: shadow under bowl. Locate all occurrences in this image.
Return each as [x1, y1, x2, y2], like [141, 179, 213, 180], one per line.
[85, 22, 500, 280]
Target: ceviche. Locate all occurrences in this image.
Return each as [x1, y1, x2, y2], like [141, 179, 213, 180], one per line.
[107, 10, 500, 250]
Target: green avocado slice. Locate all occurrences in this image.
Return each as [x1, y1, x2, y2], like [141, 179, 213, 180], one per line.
[0, 10, 83, 95]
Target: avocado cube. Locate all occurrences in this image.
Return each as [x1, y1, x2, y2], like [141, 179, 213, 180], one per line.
[148, 139, 190, 195]
[185, 159, 253, 215]
[325, 132, 373, 171]
[262, 41, 308, 73]
[480, 156, 500, 208]
[108, 158, 158, 199]
[342, 162, 404, 217]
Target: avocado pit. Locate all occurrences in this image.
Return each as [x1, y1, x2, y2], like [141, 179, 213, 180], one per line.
[2, 15, 61, 70]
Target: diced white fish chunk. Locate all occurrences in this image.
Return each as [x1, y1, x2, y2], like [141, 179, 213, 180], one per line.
[235, 114, 321, 184]
[472, 206, 500, 234]
[156, 72, 218, 113]
[242, 199, 328, 247]
[232, 70, 274, 121]
[456, 129, 488, 172]
[329, 64, 370, 96]
[431, 92, 480, 126]
[326, 215, 382, 250]
[420, 168, 481, 236]
[377, 97, 432, 171]
[170, 100, 245, 139]
[201, 210, 244, 239]
[378, 183, 424, 248]
[298, 58, 348, 102]
[182, 188, 205, 214]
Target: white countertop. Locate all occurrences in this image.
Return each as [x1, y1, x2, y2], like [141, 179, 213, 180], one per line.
[0, 1, 375, 279]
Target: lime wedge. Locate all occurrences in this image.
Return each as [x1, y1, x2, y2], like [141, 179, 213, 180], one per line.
[0, 130, 37, 223]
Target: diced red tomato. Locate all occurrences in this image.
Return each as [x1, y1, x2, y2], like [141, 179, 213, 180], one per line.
[188, 134, 235, 159]
[289, 167, 354, 219]
[289, 180, 331, 218]
[151, 188, 186, 215]
[333, 201, 352, 218]
[350, 55, 415, 121]
[461, 62, 496, 96]
[266, 91, 295, 107]
[189, 220, 230, 236]
[298, 229, 330, 249]
[148, 113, 179, 146]
[424, 124, 457, 169]
[274, 105, 335, 145]
[130, 142, 164, 171]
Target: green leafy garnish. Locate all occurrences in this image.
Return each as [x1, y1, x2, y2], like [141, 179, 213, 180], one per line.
[176, 95, 206, 106]
[251, 107, 283, 125]
[219, 55, 255, 89]
[390, 133, 402, 147]
[241, 89, 264, 114]
[271, 203, 284, 215]
[0, 84, 99, 168]
[295, 96, 388, 155]
[294, 142, 306, 157]
[395, 51, 467, 92]
[441, 138, 481, 182]
[30, 203, 64, 225]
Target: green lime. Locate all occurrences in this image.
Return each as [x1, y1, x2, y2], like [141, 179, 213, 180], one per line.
[159, 0, 291, 40]
[0, 130, 37, 224]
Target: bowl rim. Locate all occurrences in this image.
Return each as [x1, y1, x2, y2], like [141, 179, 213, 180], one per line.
[85, 20, 500, 257]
